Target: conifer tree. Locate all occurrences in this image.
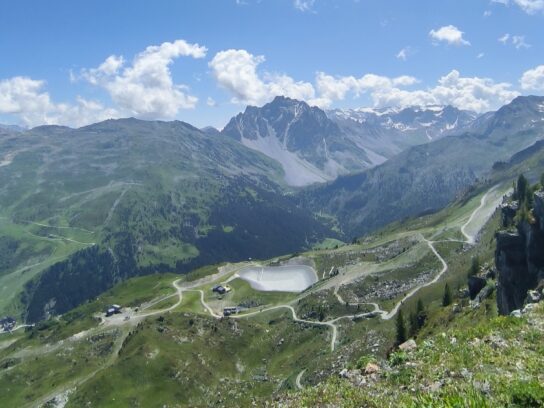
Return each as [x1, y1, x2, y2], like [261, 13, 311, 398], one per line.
[442, 283, 452, 307]
[517, 174, 528, 205]
[416, 298, 427, 328]
[468, 256, 480, 278]
[396, 310, 407, 345]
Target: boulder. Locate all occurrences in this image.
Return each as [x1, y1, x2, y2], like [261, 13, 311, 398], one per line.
[468, 276, 487, 300]
[475, 284, 494, 304]
[364, 362, 380, 375]
[510, 309, 522, 318]
[500, 201, 518, 228]
[522, 303, 537, 314]
[495, 230, 539, 314]
[525, 290, 541, 304]
[398, 339, 417, 352]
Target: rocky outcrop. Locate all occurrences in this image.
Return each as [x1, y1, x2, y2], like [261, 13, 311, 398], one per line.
[468, 276, 487, 300]
[495, 192, 544, 315]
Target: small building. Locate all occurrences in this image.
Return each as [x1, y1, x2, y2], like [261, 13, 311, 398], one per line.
[223, 307, 238, 317]
[0, 316, 16, 332]
[105, 304, 122, 317]
[212, 285, 228, 295]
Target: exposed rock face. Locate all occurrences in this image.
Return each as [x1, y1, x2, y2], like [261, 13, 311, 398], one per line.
[468, 276, 487, 300]
[495, 192, 544, 315]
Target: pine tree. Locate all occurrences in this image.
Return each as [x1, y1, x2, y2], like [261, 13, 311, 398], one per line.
[468, 256, 480, 278]
[396, 310, 407, 345]
[409, 311, 418, 337]
[442, 283, 452, 307]
[416, 298, 427, 328]
[517, 174, 528, 205]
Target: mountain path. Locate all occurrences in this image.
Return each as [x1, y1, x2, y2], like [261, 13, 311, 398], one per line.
[295, 369, 306, 390]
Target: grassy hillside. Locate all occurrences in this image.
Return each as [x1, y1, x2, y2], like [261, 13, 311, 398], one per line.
[282, 302, 544, 407]
[0, 119, 335, 321]
[302, 96, 544, 238]
[0, 176, 526, 407]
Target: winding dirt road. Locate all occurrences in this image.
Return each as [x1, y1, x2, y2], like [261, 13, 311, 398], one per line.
[231, 185, 502, 352]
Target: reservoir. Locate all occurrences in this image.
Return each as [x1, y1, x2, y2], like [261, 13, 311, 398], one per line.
[237, 265, 318, 292]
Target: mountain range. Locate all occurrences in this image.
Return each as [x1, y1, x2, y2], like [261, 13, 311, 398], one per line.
[222, 96, 477, 186]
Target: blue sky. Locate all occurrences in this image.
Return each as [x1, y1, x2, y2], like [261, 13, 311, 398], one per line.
[0, 0, 543, 128]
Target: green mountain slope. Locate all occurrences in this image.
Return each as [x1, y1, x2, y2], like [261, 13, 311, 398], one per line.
[3, 163, 539, 407]
[302, 96, 544, 238]
[0, 119, 335, 321]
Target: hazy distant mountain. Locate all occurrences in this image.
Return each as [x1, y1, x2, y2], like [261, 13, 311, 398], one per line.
[328, 105, 478, 158]
[0, 124, 25, 133]
[200, 126, 221, 136]
[303, 96, 544, 237]
[222, 96, 479, 187]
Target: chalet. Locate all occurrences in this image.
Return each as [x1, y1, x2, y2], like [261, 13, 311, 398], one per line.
[223, 307, 238, 317]
[0, 316, 16, 332]
[105, 304, 122, 317]
[212, 285, 232, 295]
[212, 285, 226, 294]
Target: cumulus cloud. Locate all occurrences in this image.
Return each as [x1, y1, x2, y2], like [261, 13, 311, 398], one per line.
[208, 49, 315, 106]
[209, 48, 519, 113]
[0, 76, 118, 127]
[313, 70, 518, 113]
[376, 70, 517, 112]
[81, 39, 207, 119]
[520, 65, 544, 91]
[314, 72, 419, 107]
[493, 0, 544, 14]
[429, 25, 471, 46]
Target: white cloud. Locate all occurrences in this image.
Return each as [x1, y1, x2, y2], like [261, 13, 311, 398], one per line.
[396, 47, 412, 61]
[498, 33, 511, 44]
[499, 33, 531, 49]
[313, 70, 518, 113]
[0, 76, 118, 127]
[81, 39, 207, 119]
[210, 48, 518, 113]
[493, 0, 544, 14]
[429, 25, 471, 46]
[206, 97, 217, 107]
[293, 0, 315, 11]
[376, 70, 517, 112]
[520, 65, 544, 91]
[313, 72, 419, 108]
[483, 10, 493, 17]
[477, 53, 485, 58]
[209, 49, 315, 106]
[512, 35, 531, 49]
